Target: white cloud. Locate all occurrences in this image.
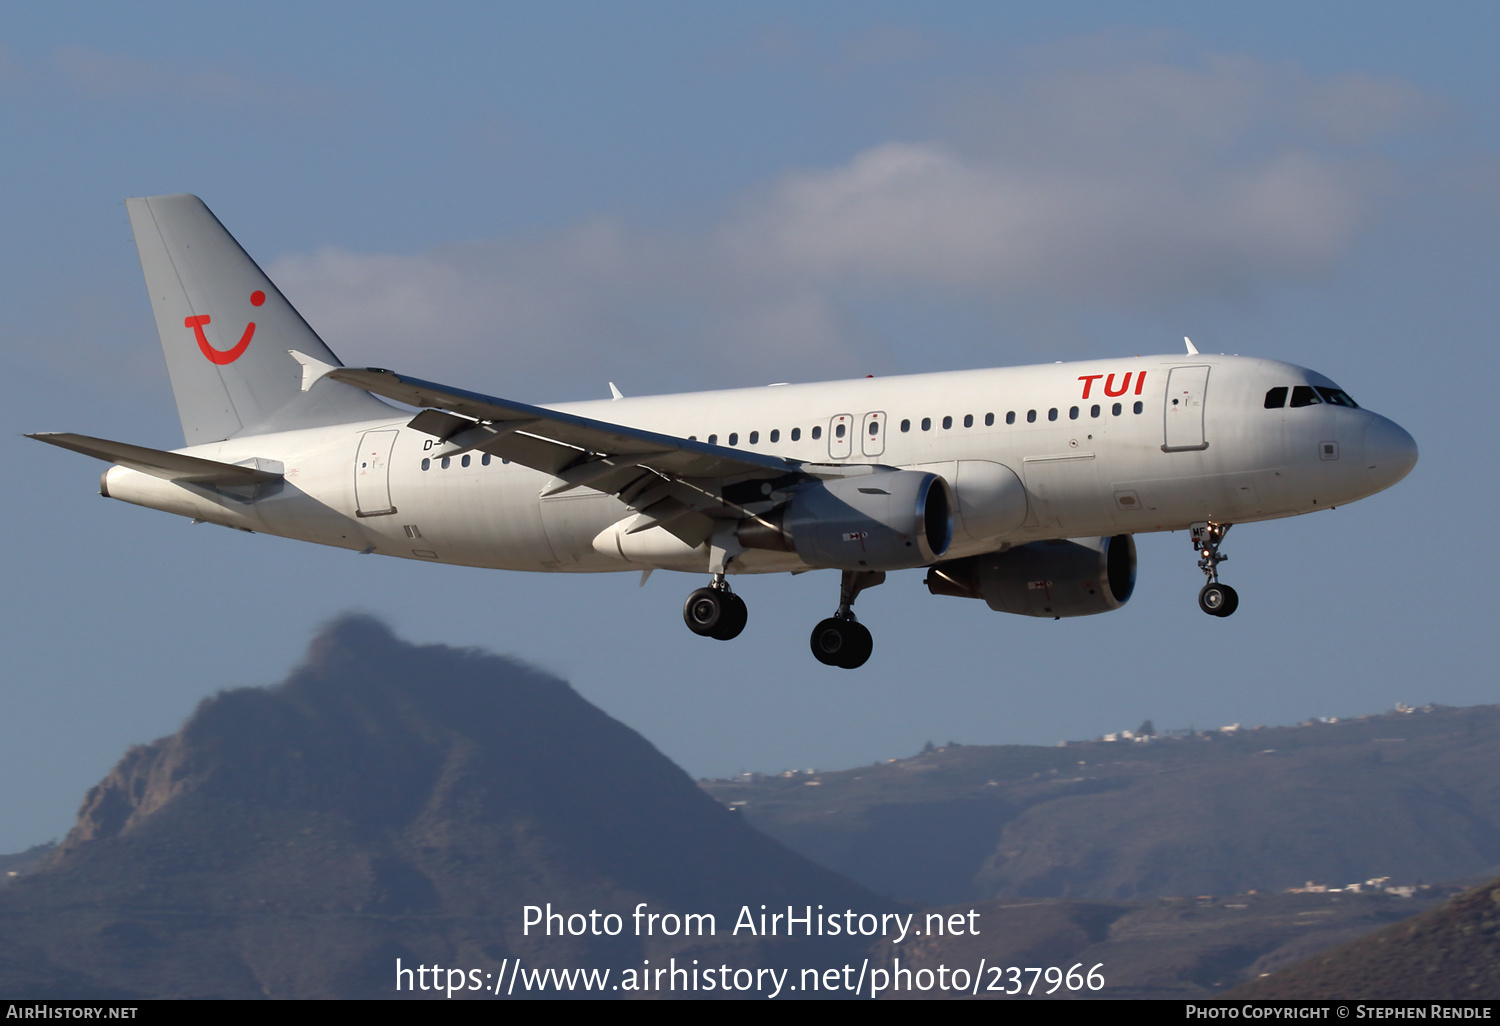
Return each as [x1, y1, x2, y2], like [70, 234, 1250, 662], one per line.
[269, 46, 1439, 393]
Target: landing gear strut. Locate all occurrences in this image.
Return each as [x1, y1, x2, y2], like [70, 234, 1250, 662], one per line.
[683, 574, 747, 640]
[810, 571, 884, 669]
[1191, 521, 1239, 617]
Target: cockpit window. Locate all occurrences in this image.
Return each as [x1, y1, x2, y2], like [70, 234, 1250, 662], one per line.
[1264, 387, 1288, 409]
[1315, 386, 1359, 408]
[1289, 385, 1322, 408]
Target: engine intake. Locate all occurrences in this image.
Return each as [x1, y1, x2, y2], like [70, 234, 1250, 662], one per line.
[926, 535, 1136, 617]
[739, 469, 953, 571]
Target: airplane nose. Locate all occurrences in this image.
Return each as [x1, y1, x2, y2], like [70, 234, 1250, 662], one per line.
[1363, 415, 1417, 492]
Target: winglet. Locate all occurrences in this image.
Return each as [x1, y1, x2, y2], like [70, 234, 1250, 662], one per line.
[290, 350, 341, 392]
[1184, 336, 1200, 355]
[609, 382, 624, 400]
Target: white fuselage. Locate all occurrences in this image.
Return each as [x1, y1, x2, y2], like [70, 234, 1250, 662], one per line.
[100, 354, 1416, 575]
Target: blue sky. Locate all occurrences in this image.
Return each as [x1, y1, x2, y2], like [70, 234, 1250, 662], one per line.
[4, 3, 1498, 852]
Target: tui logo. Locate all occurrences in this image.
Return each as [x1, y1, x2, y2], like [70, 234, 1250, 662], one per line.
[185, 290, 264, 365]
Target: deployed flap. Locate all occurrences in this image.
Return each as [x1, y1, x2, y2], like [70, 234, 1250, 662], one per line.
[27, 432, 282, 485]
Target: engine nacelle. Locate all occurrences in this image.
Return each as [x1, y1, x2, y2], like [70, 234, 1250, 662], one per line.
[738, 469, 954, 571]
[925, 535, 1136, 617]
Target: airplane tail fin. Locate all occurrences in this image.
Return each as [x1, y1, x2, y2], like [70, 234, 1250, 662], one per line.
[127, 194, 392, 444]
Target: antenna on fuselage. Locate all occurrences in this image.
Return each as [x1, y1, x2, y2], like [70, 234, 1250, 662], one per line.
[1184, 336, 1200, 355]
[609, 382, 625, 400]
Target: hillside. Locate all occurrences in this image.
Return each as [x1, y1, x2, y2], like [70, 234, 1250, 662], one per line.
[867, 887, 1456, 1000]
[0, 616, 889, 999]
[1226, 875, 1500, 999]
[703, 705, 1500, 905]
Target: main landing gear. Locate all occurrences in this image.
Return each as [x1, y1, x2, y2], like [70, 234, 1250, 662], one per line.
[810, 571, 884, 670]
[681, 569, 886, 668]
[1191, 521, 1239, 618]
[683, 575, 747, 641]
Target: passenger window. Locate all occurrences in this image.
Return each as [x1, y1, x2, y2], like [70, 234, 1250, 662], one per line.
[1315, 387, 1359, 408]
[1006, 411, 1016, 425]
[708, 434, 717, 444]
[482, 453, 491, 466]
[729, 432, 739, 445]
[1264, 387, 1288, 409]
[1069, 406, 1079, 420]
[1048, 408, 1058, 421]
[421, 458, 430, 471]
[942, 416, 952, 429]
[964, 414, 973, 428]
[770, 429, 779, 442]
[461, 454, 471, 468]
[441, 456, 451, 469]
[791, 427, 801, 441]
[812, 426, 822, 440]
[834, 424, 845, 439]
[900, 419, 910, 432]
[749, 431, 759, 444]
[921, 417, 931, 431]
[985, 413, 994, 426]
[868, 421, 878, 436]
[1026, 410, 1036, 423]
[1091, 404, 1100, 418]
[1290, 386, 1322, 408]
[1112, 403, 1121, 416]
[1133, 401, 1143, 414]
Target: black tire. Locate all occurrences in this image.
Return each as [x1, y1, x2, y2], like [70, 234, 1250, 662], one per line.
[1199, 583, 1235, 617]
[1215, 584, 1239, 618]
[684, 588, 725, 636]
[711, 593, 748, 640]
[810, 618, 848, 666]
[837, 621, 873, 669]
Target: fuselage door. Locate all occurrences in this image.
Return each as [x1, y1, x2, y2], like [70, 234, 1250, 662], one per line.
[861, 411, 886, 457]
[1162, 366, 1210, 452]
[828, 414, 853, 459]
[355, 429, 399, 516]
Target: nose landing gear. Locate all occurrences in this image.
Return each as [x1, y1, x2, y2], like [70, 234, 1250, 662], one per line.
[810, 571, 884, 669]
[683, 575, 748, 640]
[1191, 521, 1238, 617]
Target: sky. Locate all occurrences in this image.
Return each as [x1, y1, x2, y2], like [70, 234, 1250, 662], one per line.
[4, 2, 1498, 852]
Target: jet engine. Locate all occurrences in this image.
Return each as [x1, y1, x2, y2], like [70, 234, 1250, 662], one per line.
[738, 469, 954, 571]
[925, 535, 1136, 617]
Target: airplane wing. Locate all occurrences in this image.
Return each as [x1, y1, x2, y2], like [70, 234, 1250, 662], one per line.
[27, 432, 283, 485]
[329, 367, 805, 547]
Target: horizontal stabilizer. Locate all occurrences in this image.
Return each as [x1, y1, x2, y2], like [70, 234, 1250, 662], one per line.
[27, 433, 283, 485]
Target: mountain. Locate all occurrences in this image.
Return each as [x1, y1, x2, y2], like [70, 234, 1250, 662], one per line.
[703, 705, 1500, 905]
[1226, 875, 1500, 1000]
[0, 615, 889, 999]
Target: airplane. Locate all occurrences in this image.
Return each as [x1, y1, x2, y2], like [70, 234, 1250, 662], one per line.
[30, 194, 1418, 669]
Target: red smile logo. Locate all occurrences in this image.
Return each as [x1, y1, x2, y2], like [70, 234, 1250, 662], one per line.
[185, 290, 264, 365]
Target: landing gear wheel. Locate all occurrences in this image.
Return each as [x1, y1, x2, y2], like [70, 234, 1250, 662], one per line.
[684, 588, 748, 640]
[809, 618, 873, 669]
[1198, 583, 1239, 617]
[712, 593, 748, 640]
[684, 588, 726, 637]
